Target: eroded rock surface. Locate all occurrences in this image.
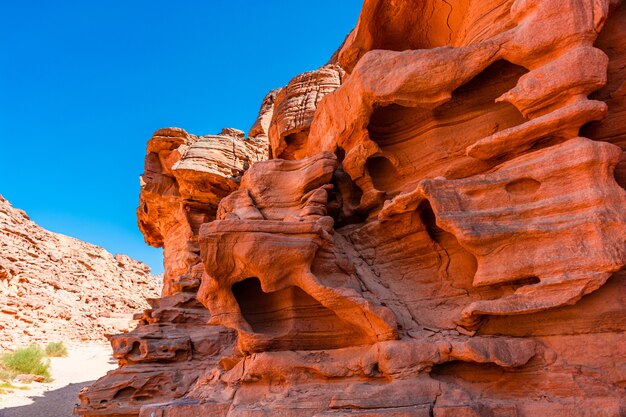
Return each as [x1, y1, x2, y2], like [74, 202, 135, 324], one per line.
[80, 1, 626, 416]
[0, 195, 159, 350]
[76, 127, 265, 416]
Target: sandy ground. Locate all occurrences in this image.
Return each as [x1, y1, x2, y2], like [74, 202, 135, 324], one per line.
[0, 343, 116, 417]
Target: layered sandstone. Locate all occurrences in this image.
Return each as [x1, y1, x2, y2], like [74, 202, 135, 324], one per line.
[75, 128, 265, 416]
[80, 1, 626, 416]
[0, 195, 159, 350]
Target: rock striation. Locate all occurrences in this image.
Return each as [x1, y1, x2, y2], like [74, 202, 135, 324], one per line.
[79, 1, 626, 416]
[0, 195, 160, 350]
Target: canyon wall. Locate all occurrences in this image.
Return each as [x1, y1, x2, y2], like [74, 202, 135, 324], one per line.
[0, 195, 160, 350]
[78, 0, 626, 416]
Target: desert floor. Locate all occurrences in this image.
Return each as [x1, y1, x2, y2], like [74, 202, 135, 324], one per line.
[0, 343, 116, 417]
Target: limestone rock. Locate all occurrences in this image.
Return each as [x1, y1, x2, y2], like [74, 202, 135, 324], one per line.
[0, 195, 159, 350]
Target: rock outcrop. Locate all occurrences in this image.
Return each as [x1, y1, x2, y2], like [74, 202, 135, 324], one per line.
[79, 1, 626, 416]
[75, 128, 265, 416]
[0, 195, 160, 350]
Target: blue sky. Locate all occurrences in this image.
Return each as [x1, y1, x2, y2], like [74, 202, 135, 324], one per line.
[0, 1, 362, 274]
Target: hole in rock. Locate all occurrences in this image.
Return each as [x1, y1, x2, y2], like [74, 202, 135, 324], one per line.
[490, 276, 540, 290]
[128, 341, 141, 358]
[366, 61, 528, 191]
[278, 131, 309, 160]
[173, 349, 189, 362]
[450, 60, 528, 97]
[113, 387, 136, 400]
[134, 395, 152, 402]
[332, 167, 366, 226]
[505, 178, 541, 195]
[431, 360, 507, 384]
[366, 156, 399, 194]
[232, 277, 371, 350]
[369, 362, 381, 376]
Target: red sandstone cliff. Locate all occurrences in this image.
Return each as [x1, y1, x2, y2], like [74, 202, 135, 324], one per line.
[0, 195, 160, 349]
[78, 1, 626, 416]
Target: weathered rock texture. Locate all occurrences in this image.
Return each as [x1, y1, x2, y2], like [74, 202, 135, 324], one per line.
[0, 195, 159, 350]
[79, 1, 626, 416]
[75, 128, 264, 416]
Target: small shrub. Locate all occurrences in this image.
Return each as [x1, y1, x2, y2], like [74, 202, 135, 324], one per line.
[45, 341, 68, 357]
[0, 381, 16, 389]
[0, 381, 16, 394]
[0, 368, 12, 381]
[1, 344, 50, 380]
[0, 381, 29, 394]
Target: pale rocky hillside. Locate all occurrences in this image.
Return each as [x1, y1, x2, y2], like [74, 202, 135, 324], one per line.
[0, 194, 160, 350]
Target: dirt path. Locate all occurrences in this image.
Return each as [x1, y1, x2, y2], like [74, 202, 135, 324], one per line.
[0, 343, 116, 417]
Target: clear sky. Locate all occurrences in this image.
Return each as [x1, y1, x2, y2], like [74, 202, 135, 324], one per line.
[0, 1, 362, 275]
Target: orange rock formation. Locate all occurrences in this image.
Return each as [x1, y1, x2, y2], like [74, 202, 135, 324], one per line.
[78, 0, 626, 416]
[0, 195, 159, 349]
